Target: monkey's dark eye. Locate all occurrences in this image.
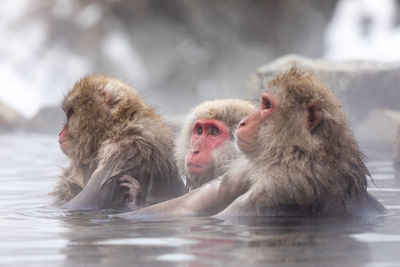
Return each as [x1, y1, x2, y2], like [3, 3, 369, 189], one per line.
[209, 126, 220, 136]
[66, 109, 74, 119]
[196, 125, 202, 135]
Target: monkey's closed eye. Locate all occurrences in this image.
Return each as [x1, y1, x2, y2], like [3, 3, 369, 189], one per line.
[209, 126, 220, 136]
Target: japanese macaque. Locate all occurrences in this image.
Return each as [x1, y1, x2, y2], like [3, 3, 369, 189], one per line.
[53, 75, 186, 210]
[176, 99, 255, 190]
[117, 67, 385, 219]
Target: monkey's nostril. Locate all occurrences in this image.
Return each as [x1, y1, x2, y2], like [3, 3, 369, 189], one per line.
[194, 150, 199, 154]
[239, 121, 246, 128]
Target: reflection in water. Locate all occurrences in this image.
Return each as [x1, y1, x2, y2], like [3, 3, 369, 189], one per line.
[59, 215, 376, 266]
[0, 134, 400, 266]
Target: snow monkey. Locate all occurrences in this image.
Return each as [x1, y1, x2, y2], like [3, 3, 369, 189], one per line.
[117, 67, 385, 218]
[53, 75, 186, 210]
[175, 99, 255, 190]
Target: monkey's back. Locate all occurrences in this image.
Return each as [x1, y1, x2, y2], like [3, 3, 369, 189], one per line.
[112, 106, 185, 204]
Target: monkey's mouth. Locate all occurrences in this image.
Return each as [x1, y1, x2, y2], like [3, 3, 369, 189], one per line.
[59, 140, 71, 148]
[59, 140, 73, 154]
[59, 140, 67, 145]
[235, 137, 255, 153]
[187, 163, 206, 175]
[236, 137, 252, 146]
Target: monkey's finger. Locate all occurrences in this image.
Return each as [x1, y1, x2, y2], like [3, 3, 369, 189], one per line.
[123, 191, 133, 201]
[123, 188, 143, 204]
[120, 182, 142, 197]
[120, 182, 135, 191]
[120, 178, 141, 190]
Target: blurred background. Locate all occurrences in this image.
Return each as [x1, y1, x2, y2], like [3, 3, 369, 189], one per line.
[1, 0, 400, 159]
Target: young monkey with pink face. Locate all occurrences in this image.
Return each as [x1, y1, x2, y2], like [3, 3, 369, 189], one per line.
[175, 99, 256, 190]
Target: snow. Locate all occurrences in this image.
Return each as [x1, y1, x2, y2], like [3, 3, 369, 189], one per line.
[324, 0, 400, 62]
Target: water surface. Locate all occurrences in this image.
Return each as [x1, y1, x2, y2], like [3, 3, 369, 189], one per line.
[0, 133, 399, 266]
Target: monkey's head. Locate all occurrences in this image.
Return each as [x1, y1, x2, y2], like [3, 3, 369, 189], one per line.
[237, 67, 371, 211]
[59, 75, 143, 163]
[176, 99, 255, 190]
[237, 67, 358, 164]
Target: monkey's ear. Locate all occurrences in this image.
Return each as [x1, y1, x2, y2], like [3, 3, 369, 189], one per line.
[305, 102, 322, 131]
[99, 89, 111, 105]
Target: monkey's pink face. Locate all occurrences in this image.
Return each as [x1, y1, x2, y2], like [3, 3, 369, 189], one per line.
[186, 119, 229, 175]
[58, 107, 75, 155]
[236, 93, 279, 153]
[59, 126, 73, 155]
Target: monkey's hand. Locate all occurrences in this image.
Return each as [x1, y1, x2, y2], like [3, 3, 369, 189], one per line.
[62, 142, 144, 211]
[118, 175, 144, 210]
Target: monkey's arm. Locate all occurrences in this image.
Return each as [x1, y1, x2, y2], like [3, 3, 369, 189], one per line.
[116, 171, 249, 219]
[61, 164, 120, 210]
[62, 145, 142, 211]
[116, 180, 222, 218]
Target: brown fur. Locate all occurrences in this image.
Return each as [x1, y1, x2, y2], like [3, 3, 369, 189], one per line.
[220, 66, 385, 216]
[52, 75, 185, 210]
[175, 99, 255, 190]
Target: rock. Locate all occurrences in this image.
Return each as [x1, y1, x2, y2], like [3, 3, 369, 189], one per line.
[25, 106, 64, 135]
[0, 100, 26, 132]
[247, 54, 400, 160]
